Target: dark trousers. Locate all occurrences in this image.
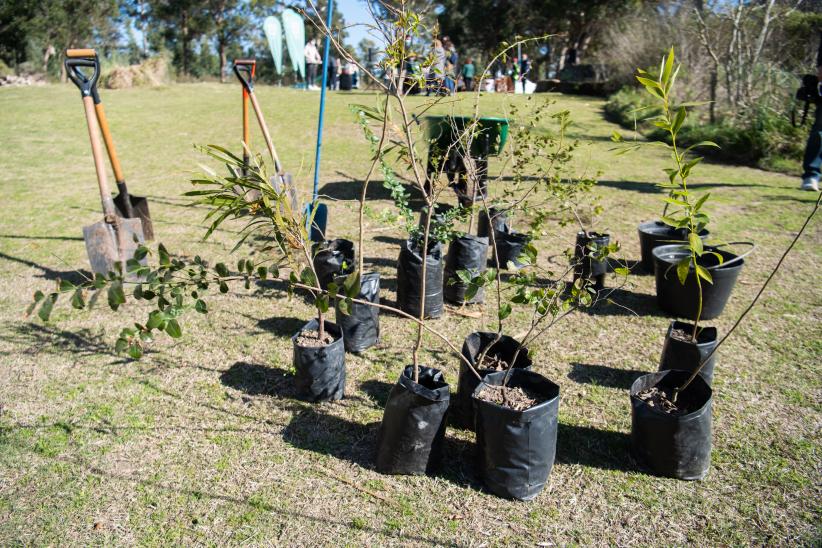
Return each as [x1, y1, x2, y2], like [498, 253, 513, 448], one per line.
[464, 76, 473, 92]
[803, 105, 822, 180]
[306, 63, 317, 87]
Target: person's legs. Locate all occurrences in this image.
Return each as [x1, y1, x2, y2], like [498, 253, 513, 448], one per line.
[802, 106, 822, 190]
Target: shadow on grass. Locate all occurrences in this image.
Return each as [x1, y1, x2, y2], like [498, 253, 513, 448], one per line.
[597, 179, 771, 194]
[253, 315, 306, 338]
[556, 423, 635, 472]
[373, 235, 405, 246]
[764, 194, 820, 204]
[568, 362, 645, 390]
[1, 322, 129, 363]
[283, 406, 378, 469]
[0, 233, 83, 242]
[220, 361, 297, 399]
[583, 287, 663, 317]
[359, 379, 393, 408]
[0, 251, 92, 284]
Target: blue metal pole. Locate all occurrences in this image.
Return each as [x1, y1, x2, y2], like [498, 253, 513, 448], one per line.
[312, 0, 334, 206]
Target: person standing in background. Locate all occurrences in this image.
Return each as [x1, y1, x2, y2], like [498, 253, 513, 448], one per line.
[443, 36, 458, 95]
[427, 39, 446, 96]
[520, 53, 531, 84]
[304, 38, 321, 90]
[801, 31, 822, 191]
[462, 58, 475, 92]
[327, 56, 339, 90]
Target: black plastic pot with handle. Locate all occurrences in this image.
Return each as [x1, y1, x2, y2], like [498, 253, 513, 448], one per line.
[444, 234, 488, 304]
[472, 369, 560, 500]
[313, 239, 355, 290]
[637, 220, 709, 273]
[477, 207, 508, 238]
[630, 369, 712, 480]
[573, 231, 610, 290]
[396, 239, 444, 319]
[375, 365, 450, 475]
[491, 227, 531, 270]
[452, 332, 532, 430]
[334, 271, 380, 353]
[653, 244, 749, 320]
[658, 320, 717, 386]
[292, 319, 346, 402]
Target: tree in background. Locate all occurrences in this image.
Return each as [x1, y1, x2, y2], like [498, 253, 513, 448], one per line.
[206, 0, 249, 82]
[148, 0, 212, 78]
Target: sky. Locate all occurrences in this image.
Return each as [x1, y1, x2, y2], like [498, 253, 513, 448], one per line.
[335, 0, 377, 48]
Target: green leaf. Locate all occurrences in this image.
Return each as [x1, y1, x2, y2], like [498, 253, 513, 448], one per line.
[215, 263, 229, 277]
[688, 232, 704, 256]
[134, 245, 149, 261]
[146, 310, 164, 330]
[133, 284, 143, 300]
[59, 279, 75, 292]
[343, 270, 360, 298]
[498, 303, 512, 321]
[165, 319, 182, 339]
[268, 264, 280, 278]
[219, 281, 229, 293]
[195, 299, 207, 314]
[126, 258, 142, 273]
[614, 267, 630, 277]
[38, 293, 57, 322]
[696, 264, 713, 284]
[671, 107, 686, 134]
[115, 337, 128, 354]
[158, 243, 170, 267]
[693, 193, 710, 212]
[257, 266, 267, 280]
[300, 268, 316, 287]
[127, 343, 143, 360]
[107, 282, 126, 311]
[676, 257, 691, 285]
[70, 289, 85, 310]
[337, 298, 351, 316]
[237, 259, 246, 273]
[27, 290, 45, 316]
[316, 294, 330, 314]
[661, 46, 675, 86]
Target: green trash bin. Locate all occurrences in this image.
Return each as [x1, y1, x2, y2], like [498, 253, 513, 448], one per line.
[424, 115, 509, 158]
[424, 115, 509, 205]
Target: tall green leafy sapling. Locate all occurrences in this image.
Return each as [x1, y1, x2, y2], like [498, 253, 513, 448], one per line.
[631, 47, 721, 343]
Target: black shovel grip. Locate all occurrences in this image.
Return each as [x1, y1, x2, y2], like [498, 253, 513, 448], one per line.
[233, 59, 256, 93]
[65, 52, 100, 100]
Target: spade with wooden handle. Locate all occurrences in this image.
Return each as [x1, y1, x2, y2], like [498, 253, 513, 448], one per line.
[65, 50, 144, 276]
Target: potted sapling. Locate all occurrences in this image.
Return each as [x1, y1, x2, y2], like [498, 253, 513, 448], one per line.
[621, 48, 756, 479]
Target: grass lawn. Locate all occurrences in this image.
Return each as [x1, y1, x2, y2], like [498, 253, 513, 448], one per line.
[0, 83, 819, 545]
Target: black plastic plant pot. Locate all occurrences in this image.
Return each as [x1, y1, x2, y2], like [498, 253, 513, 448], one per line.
[472, 369, 560, 501]
[334, 271, 380, 353]
[375, 365, 450, 475]
[452, 332, 532, 430]
[630, 369, 712, 480]
[477, 207, 508, 238]
[573, 231, 610, 289]
[444, 234, 488, 304]
[291, 319, 346, 402]
[491, 228, 531, 270]
[652, 244, 744, 320]
[638, 220, 709, 273]
[313, 239, 355, 290]
[658, 320, 718, 386]
[396, 239, 444, 319]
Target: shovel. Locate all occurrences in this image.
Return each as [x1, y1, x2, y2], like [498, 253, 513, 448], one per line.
[233, 59, 300, 212]
[65, 49, 145, 275]
[68, 49, 154, 240]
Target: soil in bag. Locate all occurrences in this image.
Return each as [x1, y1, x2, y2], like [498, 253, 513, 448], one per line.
[375, 366, 450, 475]
[444, 234, 488, 304]
[472, 369, 560, 500]
[477, 207, 508, 238]
[313, 239, 355, 290]
[630, 369, 712, 480]
[573, 231, 610, 290]
[396, 238, 444, 318]
[292, 319, 346, 402]
[334, 271, 380, 353]
[452, 332, 532, 430]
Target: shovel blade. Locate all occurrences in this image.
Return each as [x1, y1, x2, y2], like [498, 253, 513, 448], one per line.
[83, 217, 145, 276]
[114, 193, 154, 241]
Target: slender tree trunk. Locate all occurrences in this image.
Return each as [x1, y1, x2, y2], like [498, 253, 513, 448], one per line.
[182, 12, 190, 77]
[709, 69, 717, 124]
[219, 41, 227, 83]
